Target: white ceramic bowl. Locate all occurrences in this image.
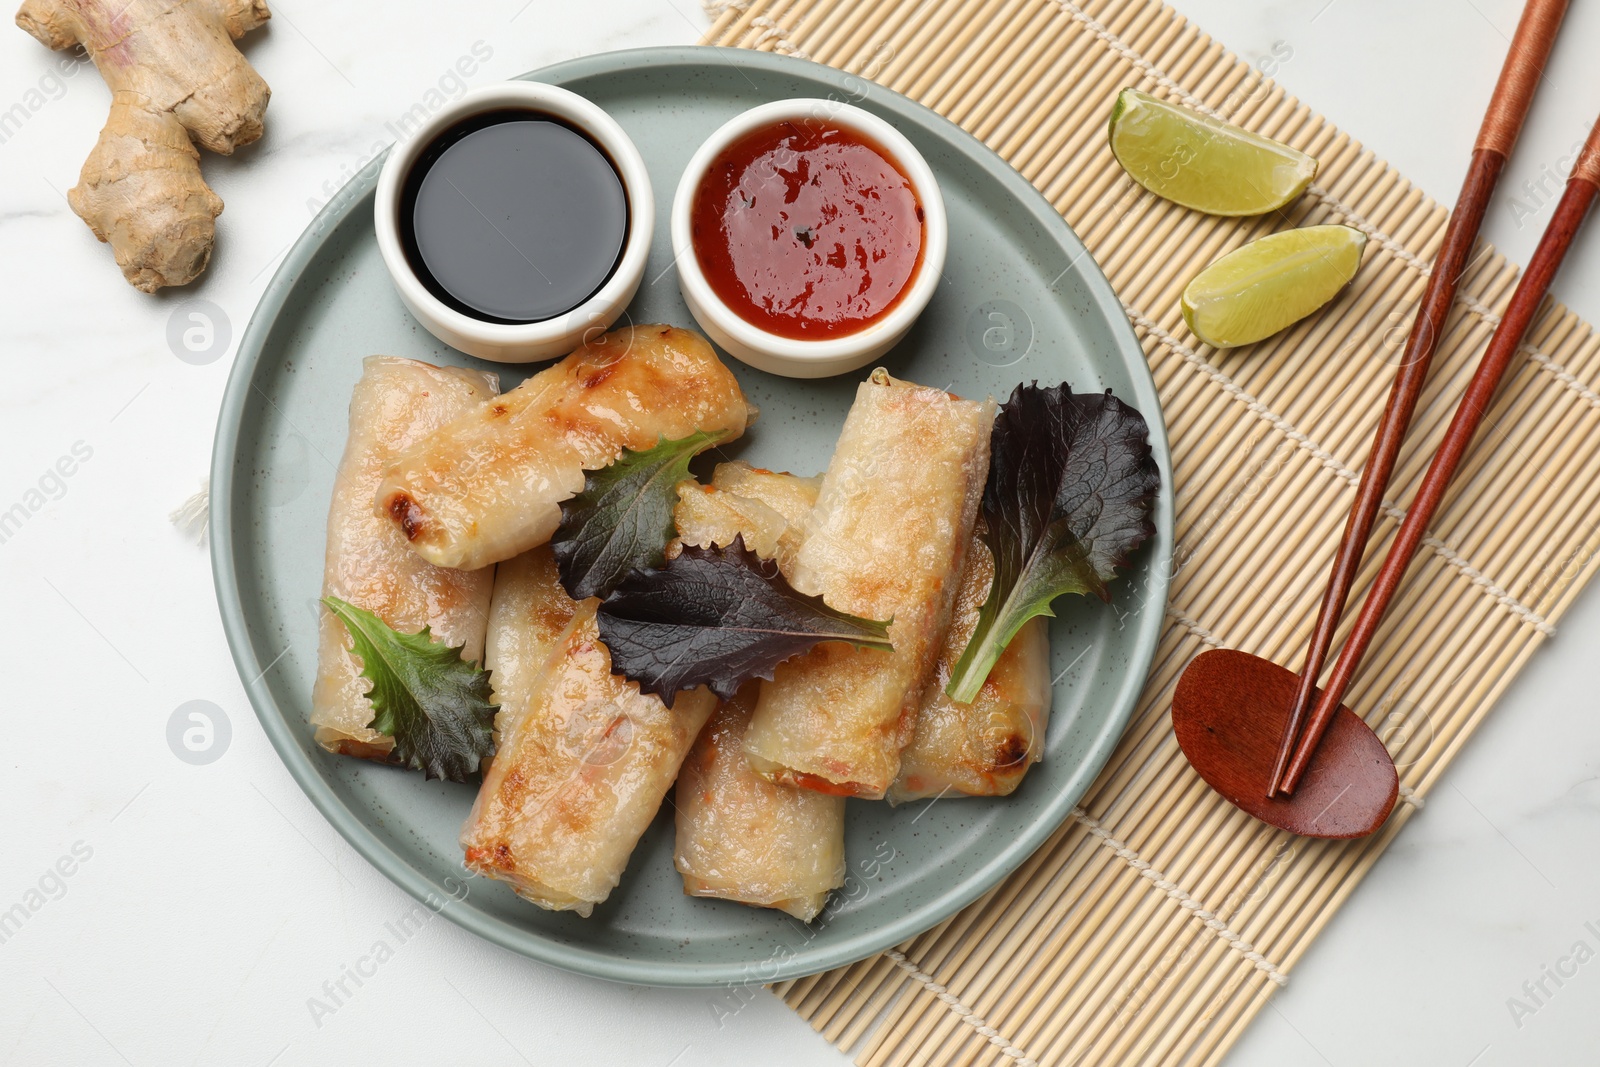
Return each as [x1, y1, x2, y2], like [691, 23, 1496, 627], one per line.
[671, 99, 947, 378]
[374, 82, 653, 363]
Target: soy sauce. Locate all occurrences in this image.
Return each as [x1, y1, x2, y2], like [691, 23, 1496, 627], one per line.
[399, 110, 628, 324]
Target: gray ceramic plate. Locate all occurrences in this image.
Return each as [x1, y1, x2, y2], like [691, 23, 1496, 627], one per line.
[212, 47, 1173, 987]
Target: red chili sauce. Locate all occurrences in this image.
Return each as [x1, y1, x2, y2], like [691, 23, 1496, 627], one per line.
[690, 119, 925, 339]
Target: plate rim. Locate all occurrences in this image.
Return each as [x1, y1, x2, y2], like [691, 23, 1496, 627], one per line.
[211, 45, 1174, 987]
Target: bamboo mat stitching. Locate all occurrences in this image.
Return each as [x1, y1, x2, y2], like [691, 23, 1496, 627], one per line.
[1453, 288, 1600, 414]
[753, 17, 811, 57]
[1053, 0, 1600, 419]
[1164, 606, 1222, 646]
[1069, 807, 1289, 985]
[1124, 305, 1557, 635]
[707, 0, 812, 57]
[882, 950, 1041, 1066]
[1516, 341, 1600, 409]
[876, 800, 1301, 1067]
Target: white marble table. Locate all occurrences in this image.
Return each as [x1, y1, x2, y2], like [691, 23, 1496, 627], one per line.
[2, 1, 1597, 1064]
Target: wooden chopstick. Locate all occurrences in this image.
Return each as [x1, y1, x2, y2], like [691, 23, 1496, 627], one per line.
[1278, 113, 1600, 794]
[1267, 0, 1571, 796]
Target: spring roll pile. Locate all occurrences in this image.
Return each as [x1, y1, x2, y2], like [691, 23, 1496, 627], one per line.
[684, 469, 1055, 807]
[744, 370, 995, 798]
[313, 327, 1059, 923]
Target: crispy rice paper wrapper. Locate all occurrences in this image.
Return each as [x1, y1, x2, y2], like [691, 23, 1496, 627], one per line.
[376, 325, 751, 571]
[676, 685, 845, 920]
[312, 356, 498, 760]
[670, 476, 845, 920]
[743, 370, 994, 798]
[679, 467, 1053, 804]
[460, 548, 714, 916]
[888, 530, 1052, 803]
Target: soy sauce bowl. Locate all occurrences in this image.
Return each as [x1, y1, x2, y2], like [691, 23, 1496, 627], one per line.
[375, 82, 653, 363]
[671, 99, 947, 379]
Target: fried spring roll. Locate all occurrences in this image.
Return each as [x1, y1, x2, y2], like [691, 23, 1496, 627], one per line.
[688, 466, 1052, 803]
[376, 325, 752, 571]
[479, 548, 577, 749]
[888, 533, 1052, 803]
[461, 558, 715, 916]
[744, 370, 995, 798]
[670, 462, 821, 569]
[312, 356, 498, 760]
[671, 484, 792, 562]
[676, 686, 845, 920]
[710, 461, 823, 525]
[670, 478, 844, 920]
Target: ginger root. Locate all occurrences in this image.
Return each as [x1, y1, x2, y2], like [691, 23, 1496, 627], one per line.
[16, 0, 271, 292]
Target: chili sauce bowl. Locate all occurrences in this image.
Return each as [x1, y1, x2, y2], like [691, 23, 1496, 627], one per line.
[671, 99, 947, 379]
[375, 82, 653, 363]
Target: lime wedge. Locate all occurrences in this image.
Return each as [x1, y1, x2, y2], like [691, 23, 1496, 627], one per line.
[1109, 88, 1318, 216]
[1181, 225, 1367, 348]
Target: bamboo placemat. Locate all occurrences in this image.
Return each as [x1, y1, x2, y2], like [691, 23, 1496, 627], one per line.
[701, 0, 1600, 1063]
